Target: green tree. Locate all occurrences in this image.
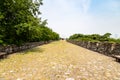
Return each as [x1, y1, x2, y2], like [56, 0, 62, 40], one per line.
[0, 0, 43, 44]
[103, 33, 111, 38]
[100, 33, 112, 42]
[69, 33, 116, 43]
[0, 0, 59, 45]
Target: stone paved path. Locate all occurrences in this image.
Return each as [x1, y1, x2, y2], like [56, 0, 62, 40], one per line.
[0, 40, 120, 80]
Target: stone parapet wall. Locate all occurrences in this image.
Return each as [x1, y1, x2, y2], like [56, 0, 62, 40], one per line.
[0, 41, 50, 54]
[67, 40, 120, 56]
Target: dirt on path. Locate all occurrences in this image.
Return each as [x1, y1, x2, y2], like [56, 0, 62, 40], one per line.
[0, 40, 120, 80]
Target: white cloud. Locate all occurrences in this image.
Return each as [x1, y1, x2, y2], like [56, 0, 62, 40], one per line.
[41, 0, 92, 38]
[80, 0, 91, 13]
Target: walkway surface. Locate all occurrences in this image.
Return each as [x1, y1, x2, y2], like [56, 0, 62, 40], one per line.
[0, 41, 120, 80]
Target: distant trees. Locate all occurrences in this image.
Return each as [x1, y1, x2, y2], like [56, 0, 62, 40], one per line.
[0, 0, 59, 45]
[99, 33, 111, 42]
[69, 33, 120, 43]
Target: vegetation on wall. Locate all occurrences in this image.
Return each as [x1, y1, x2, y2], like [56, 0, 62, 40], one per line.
[69, 33, 120, 43]
[0, 0, 59, 45]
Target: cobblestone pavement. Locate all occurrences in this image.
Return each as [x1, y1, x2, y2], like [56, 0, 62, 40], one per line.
[0, 40, 120, 80]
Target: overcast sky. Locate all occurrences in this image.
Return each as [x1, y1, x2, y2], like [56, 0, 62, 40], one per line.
[40, 0, 120, 38]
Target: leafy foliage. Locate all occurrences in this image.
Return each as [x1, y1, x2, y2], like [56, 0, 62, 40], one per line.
[69, 33, 120, 43]
[0, 0, 59, 45]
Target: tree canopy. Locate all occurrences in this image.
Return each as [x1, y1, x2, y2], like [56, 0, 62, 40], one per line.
[69, 33, 120, 43]
[0, 0, 59, 45]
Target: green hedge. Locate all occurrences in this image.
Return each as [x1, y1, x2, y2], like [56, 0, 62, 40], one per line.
[69, 33, 120, 43]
